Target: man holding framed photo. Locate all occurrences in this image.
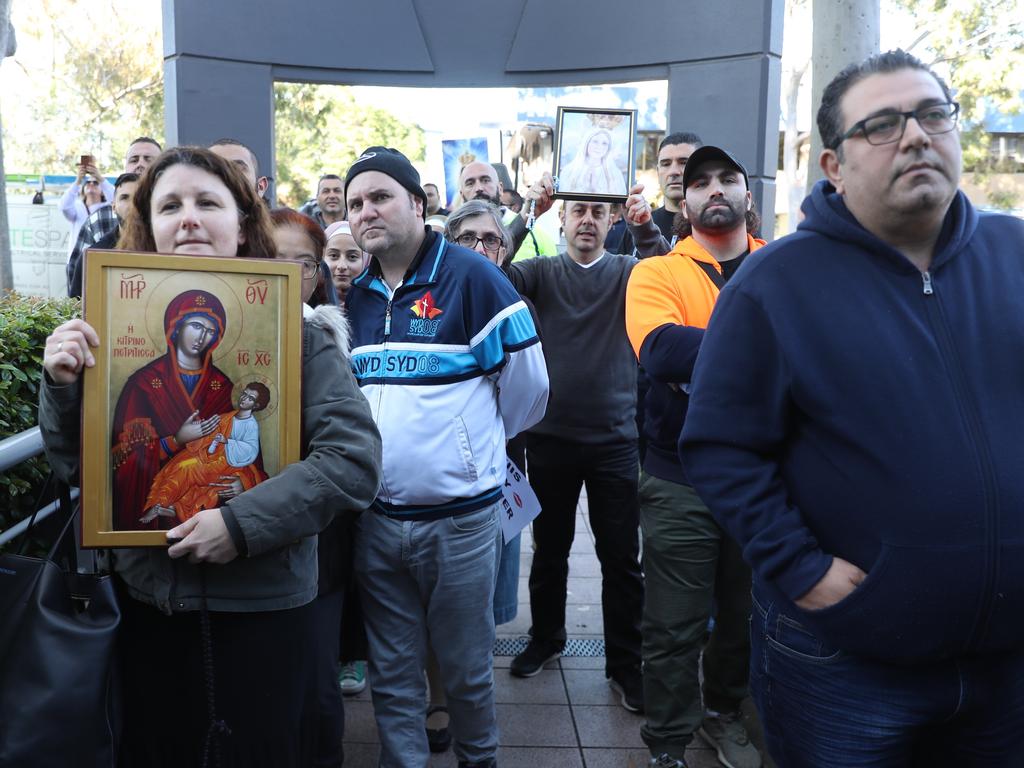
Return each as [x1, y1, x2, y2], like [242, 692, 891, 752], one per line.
[504, 179, 645, 714]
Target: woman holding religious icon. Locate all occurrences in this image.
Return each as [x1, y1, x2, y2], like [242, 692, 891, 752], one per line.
[39, 147, 381, 767]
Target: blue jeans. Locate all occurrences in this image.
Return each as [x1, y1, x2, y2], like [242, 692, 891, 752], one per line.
[493, 532, 520, 626]
[355, 504, 501, 768]
[751, 584, 1024, 767]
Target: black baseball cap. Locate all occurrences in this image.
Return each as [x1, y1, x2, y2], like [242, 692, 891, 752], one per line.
[682, 145, 749, 193]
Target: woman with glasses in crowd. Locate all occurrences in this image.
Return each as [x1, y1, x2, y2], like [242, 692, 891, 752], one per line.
[270, 206, 369, 767]
[431, 200, 545, 751]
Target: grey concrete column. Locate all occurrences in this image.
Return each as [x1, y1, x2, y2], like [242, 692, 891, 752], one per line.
[807, 0, 880, 185]
[164, 56, 275, 189]
[668, 53, 782, 241]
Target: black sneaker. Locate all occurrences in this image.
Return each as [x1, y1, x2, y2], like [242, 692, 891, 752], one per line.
[649, 755, 688, 768]
[509, 639, 563, 677]
[607, 665, 644, 713]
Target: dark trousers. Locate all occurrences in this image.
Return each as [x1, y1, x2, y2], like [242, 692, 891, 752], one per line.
[751, 584, 1024, 767]
[117, 593, 318, 768]
[312, 589, 345, 767]
[638, 472, 751, 756]
[525, 434, 643, 674]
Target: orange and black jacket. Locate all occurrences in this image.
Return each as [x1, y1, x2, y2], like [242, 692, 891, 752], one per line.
[624, 233, 764, 485]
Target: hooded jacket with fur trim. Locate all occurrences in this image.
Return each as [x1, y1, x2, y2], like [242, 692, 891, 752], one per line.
[39, 310, 382, 614]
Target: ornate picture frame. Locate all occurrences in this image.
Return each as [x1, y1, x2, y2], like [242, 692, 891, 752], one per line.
[79, 250, 303, 547]
[552, 106, 637, 204]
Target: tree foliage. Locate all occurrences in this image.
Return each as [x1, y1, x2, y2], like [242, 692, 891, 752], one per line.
[273, 82, 425, 208]
[3, 1, 426, 210]
[0, 292, 80, 544]
[2, 0, 164, 174]
[891, 0, 1024, 171]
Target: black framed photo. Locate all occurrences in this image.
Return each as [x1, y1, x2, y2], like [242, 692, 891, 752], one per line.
[553, 106, 637, 203]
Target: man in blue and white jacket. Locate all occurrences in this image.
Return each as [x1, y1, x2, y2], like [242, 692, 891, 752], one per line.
[681, 51, 1024, 765]
[344, 146, 548, 768]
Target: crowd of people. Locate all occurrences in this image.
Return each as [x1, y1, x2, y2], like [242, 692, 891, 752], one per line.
[38, 47, 1024, 768]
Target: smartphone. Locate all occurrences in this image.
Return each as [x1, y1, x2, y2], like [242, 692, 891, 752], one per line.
[80, 154, 94, 167]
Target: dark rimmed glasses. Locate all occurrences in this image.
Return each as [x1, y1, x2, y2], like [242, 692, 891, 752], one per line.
[833, 101, 960, 148]
[455, 232, 504, 253]
[298, 258, 321, 278]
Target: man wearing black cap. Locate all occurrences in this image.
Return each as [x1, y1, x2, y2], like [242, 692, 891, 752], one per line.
[343, 146, 549, 768]
[624, 146, 764, 768]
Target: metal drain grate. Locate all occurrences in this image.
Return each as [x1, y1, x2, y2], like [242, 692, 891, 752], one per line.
[493, 636, 606, 658]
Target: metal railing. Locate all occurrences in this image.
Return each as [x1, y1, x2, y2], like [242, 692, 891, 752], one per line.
[0, 426, 79, 547]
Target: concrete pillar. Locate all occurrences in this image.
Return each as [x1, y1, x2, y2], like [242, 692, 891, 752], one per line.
[667, 53, 782, 241]
[164, 56, 275, 193]
[806, 0, 880, 186]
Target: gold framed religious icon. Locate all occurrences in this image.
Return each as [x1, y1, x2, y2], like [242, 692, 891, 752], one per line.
[552, 106, 637, 204]
[79, 251, 303, 547]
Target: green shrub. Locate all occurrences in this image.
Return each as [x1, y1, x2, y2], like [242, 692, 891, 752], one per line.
[0, 292, 81, 541]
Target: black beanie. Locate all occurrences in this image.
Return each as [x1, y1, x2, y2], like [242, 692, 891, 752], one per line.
[345, 146, 427, 218]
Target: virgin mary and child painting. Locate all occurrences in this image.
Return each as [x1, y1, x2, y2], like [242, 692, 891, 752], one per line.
[110, 289, 270, 531]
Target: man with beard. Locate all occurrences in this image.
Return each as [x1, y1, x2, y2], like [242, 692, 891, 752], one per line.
[682, 51, 1024, 765]
[625, 146, 764, 768]
[459, 160, 557, 261]
[505, 193, 645, 716]
[620, 132, 703, 257]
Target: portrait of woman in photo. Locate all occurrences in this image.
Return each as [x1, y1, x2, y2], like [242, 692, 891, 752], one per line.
[558, 126, 627, 196]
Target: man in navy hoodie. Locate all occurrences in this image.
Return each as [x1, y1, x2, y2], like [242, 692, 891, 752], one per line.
[680, 49, 1024, 765]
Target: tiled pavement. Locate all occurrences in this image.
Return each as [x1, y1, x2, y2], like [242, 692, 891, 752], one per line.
[343, 495, 775, 767]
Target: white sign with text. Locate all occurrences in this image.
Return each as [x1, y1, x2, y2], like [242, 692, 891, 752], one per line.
[500, 458, 541, 544]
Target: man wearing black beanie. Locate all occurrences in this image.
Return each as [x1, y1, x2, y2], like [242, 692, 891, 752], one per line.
[344, 146, 550, 768]
[345, 145, 427, 219]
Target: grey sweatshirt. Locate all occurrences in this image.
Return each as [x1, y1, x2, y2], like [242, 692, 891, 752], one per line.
[507, 251, 637, 445]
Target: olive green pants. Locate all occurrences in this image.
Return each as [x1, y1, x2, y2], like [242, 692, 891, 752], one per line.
[639, 471, 752, 758]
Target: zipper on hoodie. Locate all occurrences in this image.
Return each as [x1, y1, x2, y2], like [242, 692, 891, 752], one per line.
[922, 271, 934, 295]
[921, 282, 999, 651]
[375, 282, 400, 505]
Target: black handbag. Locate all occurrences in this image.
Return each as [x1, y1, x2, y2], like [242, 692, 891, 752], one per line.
[0, 479, 121, 768]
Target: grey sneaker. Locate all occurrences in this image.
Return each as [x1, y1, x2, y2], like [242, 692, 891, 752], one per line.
[698, 712, 762, 768]
[649, 754, 688, 768]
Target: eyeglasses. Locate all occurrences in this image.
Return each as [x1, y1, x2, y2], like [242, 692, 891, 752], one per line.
[833, 102, 959, 148]
[455, 233, 503, 253]
[299, 259, 321, 277]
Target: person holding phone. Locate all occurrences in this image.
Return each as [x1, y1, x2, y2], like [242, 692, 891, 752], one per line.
[59, 154, 114, 260]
